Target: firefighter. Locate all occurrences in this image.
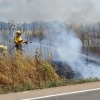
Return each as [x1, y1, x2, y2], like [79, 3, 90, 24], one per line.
[14, 31, 27, 57]
[0, 45, 7, 55]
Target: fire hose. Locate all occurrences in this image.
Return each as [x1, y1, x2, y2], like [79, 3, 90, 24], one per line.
[8, 41, 99, 64]
[9, 41, 32, 52]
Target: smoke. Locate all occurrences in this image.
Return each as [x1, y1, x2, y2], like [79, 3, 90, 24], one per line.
[22, 0, 100, 24]
[0, 0, 100, 24]
[54, 30, 100, 78]
[24, 22, 100, 79]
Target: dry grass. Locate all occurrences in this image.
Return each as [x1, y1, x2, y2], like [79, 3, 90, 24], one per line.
[0, 53, 59, 92]
[71, 23, 100, 55]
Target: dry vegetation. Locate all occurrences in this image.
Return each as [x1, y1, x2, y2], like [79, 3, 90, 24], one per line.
[71, 23, 100, 55]
[0, 53, 60, 93]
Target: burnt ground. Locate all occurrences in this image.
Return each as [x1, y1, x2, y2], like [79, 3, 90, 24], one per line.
[52, 61, 75, 79]
[52, 59, 100, 79]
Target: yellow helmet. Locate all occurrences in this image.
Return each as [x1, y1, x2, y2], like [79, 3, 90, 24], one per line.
[16, 31, 21, 35]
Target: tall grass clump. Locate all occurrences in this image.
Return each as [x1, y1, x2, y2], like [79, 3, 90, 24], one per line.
[0, 51, 59, 93]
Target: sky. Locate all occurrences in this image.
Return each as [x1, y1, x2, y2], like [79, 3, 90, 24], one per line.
[0, 0, 100, 24]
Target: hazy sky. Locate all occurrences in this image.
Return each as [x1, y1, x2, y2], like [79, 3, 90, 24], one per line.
[0, 0, 100, 24]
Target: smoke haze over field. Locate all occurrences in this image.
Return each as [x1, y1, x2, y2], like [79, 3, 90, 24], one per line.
[23, 23, 100, 79]
[0, 20, 100, 78]
[0, 0, 100, 24]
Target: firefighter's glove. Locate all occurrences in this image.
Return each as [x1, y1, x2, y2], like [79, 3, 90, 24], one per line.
[18, 40, 23, 45]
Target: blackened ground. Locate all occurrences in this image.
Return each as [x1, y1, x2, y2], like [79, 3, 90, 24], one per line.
[52, 61, 75, 79]
[52, 59, 100, 79]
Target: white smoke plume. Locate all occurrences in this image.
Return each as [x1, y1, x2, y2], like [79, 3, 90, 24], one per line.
[24, 23, 100, 79]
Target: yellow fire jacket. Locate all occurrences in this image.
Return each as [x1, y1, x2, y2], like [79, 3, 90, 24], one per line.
[14, 36, 23, 45]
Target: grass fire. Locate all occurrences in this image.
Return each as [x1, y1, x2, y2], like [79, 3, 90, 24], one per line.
[0, 20, 100, 93]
